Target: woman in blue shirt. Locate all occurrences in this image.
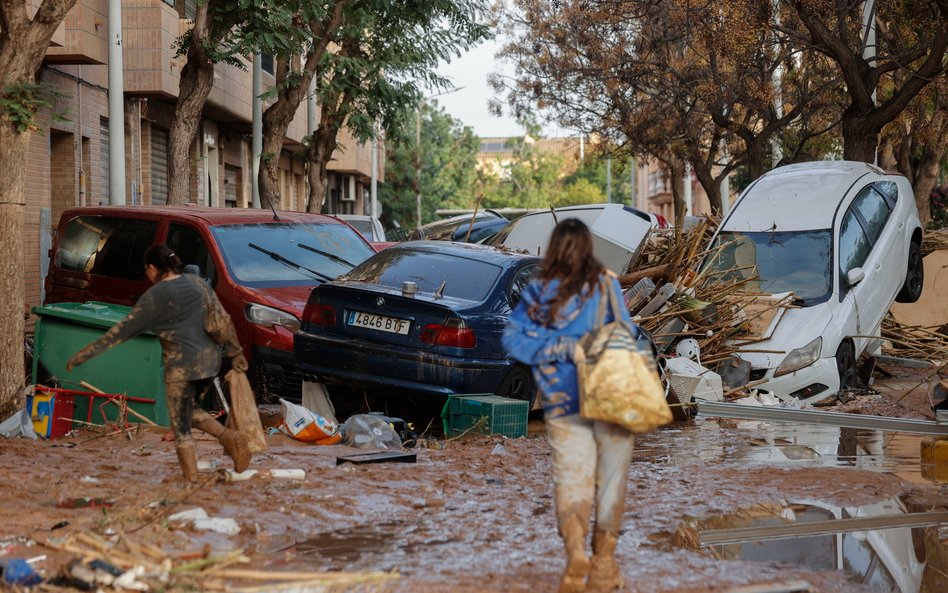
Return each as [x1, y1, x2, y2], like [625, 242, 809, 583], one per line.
[503, 219, 635, 593]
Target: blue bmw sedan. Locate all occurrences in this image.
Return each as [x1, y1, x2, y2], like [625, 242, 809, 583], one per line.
[294, 241, 541, 401]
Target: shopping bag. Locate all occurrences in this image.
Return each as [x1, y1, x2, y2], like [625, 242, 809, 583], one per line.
[223, 370, 268, 454]
[574, 278, 672, 433]
[278, 398, 342, 445]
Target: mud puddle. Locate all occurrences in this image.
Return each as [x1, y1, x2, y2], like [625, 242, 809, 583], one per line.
[636, 418, 941, 484]
[263, 522, 460, 573]
[675, 500, 948, 593]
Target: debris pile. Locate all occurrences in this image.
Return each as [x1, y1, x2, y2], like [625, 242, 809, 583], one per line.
[882, 316, 948, 362]
[41, 528, 396, 591]
[620, 219, 795, 402]
[921, 228, 948, 256]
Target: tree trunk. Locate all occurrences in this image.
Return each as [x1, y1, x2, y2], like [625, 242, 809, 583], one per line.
[260, 65, 318, 211]
[663, 157, 687, 226]
[842, 113, 881, 163]
[306, 138, 332, 213]
[0, 0, 80, 413]
[0, 121, 28, 414]
[911, 153, 940, 228]
[167, 5, 217, 205]
[691, 157, 722, 215]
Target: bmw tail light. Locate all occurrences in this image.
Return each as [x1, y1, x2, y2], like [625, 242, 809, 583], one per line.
[302, 303, 336, 326]
[420, 318, 476, 349]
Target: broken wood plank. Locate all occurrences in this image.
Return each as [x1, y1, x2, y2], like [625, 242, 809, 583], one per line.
[723, 581, 812, 593]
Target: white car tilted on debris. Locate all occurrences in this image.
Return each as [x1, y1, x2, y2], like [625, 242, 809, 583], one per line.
[704, 161, 924, 403]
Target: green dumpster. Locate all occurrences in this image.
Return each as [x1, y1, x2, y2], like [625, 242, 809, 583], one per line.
[31, 302, 169, 427]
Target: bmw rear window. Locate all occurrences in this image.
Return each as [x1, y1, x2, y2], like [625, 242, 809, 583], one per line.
[344, 249, 502, 301]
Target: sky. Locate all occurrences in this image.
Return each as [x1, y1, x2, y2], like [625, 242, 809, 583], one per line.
[434, 37, 570, 140]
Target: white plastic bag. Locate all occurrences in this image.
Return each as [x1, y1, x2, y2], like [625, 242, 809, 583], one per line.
[278, 398, 341, 445]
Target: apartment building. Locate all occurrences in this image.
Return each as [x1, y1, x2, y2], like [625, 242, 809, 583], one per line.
[25, 0, 381, 312]
[634, 159, 731, 224]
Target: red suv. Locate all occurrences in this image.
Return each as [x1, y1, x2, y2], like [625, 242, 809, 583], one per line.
[45, 206, 376, 401]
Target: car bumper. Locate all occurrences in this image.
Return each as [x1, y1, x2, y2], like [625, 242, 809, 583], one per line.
[754, 357, 840, 404]
[294, 331, 514, 397]
[252, 346, 304, 402]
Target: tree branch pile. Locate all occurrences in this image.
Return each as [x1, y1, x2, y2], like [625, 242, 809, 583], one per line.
[621, 219, 795, 373]
[881, 316, 948, 362]
[921, 228, 948, 256]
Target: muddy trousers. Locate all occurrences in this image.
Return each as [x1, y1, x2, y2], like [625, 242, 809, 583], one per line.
[546, 414, 634, 591]
[166, 377, 215, 446]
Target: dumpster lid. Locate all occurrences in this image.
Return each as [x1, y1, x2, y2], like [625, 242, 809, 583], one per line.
[32, 302, 151, 332]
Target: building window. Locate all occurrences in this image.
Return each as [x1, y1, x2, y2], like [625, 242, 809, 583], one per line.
[261, 55, 275, 75]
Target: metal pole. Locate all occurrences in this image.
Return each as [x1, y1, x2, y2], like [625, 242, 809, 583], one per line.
[107, 0, 126, 205]
[720, 138, 731, 216]
[629, 157, 636, 209]
[415, 107, 422, 228]
[606, 156, 612, 203]
[861, 0, 878, 165]
[771, 0, 783, 168]
[251, 53, 263, 209]
[684, 162, 693, 216]
[370, 131, 378, 219]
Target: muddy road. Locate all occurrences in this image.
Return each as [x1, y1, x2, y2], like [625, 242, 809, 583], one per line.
[0, 364, 945, 592]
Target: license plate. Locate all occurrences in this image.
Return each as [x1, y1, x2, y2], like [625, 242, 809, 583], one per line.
[348, 311, 411, 335]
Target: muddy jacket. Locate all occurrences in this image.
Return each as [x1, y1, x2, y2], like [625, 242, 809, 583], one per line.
[71, 274, 242, 383]
[503, 274, 634, 419]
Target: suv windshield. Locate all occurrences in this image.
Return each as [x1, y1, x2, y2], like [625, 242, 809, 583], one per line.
[343, 249, 503, 302]
[705, 230, 833, 305]
[212, 223, 374, 286]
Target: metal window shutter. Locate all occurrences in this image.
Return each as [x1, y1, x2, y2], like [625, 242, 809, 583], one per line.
[100, 118, 110, 204]
[224, 165, 238, 207]
[151, 127, 169, 205]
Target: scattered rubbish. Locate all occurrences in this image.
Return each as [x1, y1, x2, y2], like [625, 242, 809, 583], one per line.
[0, 557, 43, 586]
[48, 521, 69, 531]
[27, 388, 75, 439]
[624, 277, 656, 311]
[666, 357, 723, 402]
[490, 443, 511, 456]
[222, 468, 306, 482]
[341, 414, 403, 449]
[196, 459, 219, 471]
[79, 475, 99, 483]
[336, 451, 417, 465]
[56, 497, 114, 509]
[279, 398, 342, 445]
[301, 380, 338, 424]
[0, 409, 36, 439]
[635, 282, 677, 318]
[168, 507, 209, 522]
[719, 355, 752, 390]
[367, 412, 417, 447]
[193, 517, 241, 535]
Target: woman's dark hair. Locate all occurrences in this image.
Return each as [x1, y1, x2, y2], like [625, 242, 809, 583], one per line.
[532, 219, 604, 323]
[143, 244, 183, 278]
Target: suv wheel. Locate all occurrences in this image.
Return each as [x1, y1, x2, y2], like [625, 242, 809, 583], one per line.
[895, 241, 923, 303]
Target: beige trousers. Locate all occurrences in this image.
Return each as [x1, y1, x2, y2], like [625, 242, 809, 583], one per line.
[546, 414, 634, 533]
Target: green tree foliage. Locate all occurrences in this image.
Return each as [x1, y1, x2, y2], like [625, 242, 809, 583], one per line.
[380, 103, 480, 227]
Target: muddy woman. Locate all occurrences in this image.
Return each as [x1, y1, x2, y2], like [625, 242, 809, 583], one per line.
[503, 219, 637, 592]
[67, 244, 252, 482]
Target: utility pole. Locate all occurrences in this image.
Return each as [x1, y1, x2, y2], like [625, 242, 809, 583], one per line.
[861, 0, 878, 165]
[606, 156, 612, 203]
[107, 0, 126, 204]
[629, 157, 637, 209]
[771, 0, 783, 168]
[370, 130, 378, 220]
[684, 162, 693, 217]
[415, 108, 422, 228]
[251, 54, 262, 209]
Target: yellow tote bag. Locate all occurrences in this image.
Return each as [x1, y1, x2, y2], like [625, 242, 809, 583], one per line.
[574, 279, 672, 433]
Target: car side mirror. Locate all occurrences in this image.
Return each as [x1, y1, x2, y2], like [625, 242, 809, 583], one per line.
[846, 267, 865, 287]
